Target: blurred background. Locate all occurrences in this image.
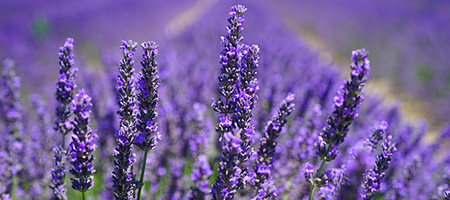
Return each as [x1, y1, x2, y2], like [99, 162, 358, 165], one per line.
[1, 0, 449, 129]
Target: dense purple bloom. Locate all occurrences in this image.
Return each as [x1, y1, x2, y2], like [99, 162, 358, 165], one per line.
[112, 40, 139, 200]
[315, 49, 370, 162]
[135, 41, 161, 151]
[252, 93, 295, 199]
[308, 49, 370, 199]
[360, 135, 396, 200]
[55, 37, 77, 138]
[51, 37, 78, 200]
[69, 89, 97, 193]
[211, 5, 250, 200]
[50, 145, 68, 200]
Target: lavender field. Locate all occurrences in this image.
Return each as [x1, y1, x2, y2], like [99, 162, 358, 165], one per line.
[0, 0, 449, 200]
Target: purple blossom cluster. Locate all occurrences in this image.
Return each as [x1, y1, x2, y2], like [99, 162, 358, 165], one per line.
[69, 89, 97, 194]
[0, 2, 449, 200]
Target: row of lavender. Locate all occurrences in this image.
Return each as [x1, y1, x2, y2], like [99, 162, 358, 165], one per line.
[1, 3, 450, 200]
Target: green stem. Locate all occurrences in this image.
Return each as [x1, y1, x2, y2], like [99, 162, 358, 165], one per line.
[137, 149, 149, 200]
[82, 191, 85, 200]
[308, 160, 326, 200]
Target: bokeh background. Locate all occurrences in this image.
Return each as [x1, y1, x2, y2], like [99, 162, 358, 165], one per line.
[1, 0, 449, 127]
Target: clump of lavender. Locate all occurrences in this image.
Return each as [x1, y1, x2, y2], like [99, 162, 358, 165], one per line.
[51, 37, 77, 200]
[69, 89, 97, 198]
[188, 103, 212, 200]
[0, 59, 23, 196]
[252, 93, 295, 199]
[211, 5, 249, 200]
[309, 49, 370, 199]
[360, 135, 396, 200]
[112, 40, 138, 200]
[50, 145, 67, 200]
[135, 41, 160, 200]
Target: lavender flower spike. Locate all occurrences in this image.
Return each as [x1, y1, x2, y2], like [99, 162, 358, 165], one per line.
[252, 93, 295, 199]
[55, 37, 77, 141]
[360, 135, 396, 200]
[50, 145, 67, 200]
[113, 40, 138, 200]
[69, 89, 97, 197]
[135, 41, 160, 151]
[51, 37, 77, 200]
[236, 44, 260, 164]
[309, 49, 370, 200]
[135, 41, 160, 200]
[211, 5, 248, 200]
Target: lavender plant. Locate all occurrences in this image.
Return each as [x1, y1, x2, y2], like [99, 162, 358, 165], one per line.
[50, 145, 68, 200]
[135, 41, 160, 200]
[51, 37, 77, 200]
[211, 5, 249, 200]
[360, 135, 396, 200]
[112, 40, 138, 200]
[309, 49, 370, 199]
[69, 89, 97, 199]
[252, 93, 295, 199]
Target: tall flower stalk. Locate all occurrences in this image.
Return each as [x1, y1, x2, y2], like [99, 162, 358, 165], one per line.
[69, 89, 97, 199]
[252, 93, 295, 199]
[112, 40, 138, 200]
[135, 41, 160, 200]
[51, 38, 77, 200]
[55, 38, 77, 147]
[309, 49, 370, 199]
[211, 5, 249, 200]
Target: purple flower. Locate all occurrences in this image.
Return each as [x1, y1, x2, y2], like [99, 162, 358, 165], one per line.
[50, 145, 67, 200]
[112, 40, 138, 200]
[304, 163, 315, 184]
[309, 49, 370, 198]
[55, 38, 77, 138]
[252, 93, 295, 198]
[211, 5, 250, 200]
[314, 49, 370, 161]
[69, 89, 97, 193]
[135, 41, 160, 151]
[360, 135, 396, 200]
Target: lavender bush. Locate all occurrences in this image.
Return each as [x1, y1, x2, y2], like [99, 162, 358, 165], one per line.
[0, 2, 449, 200]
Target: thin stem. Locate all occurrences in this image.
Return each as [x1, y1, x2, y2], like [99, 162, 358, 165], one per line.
[62, 135, 65, 149]
[137, 149, 149, 200]
[82, 191, 85, 200]
[308, 160, 326, 200]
